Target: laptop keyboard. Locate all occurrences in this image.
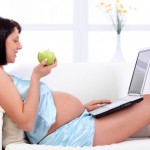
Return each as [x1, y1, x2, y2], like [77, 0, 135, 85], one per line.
[100, 95, 142, 109]
[89, 95, 143, 116]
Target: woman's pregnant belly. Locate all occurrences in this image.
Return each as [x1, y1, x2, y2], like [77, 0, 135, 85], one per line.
[47, 91, 85, 134]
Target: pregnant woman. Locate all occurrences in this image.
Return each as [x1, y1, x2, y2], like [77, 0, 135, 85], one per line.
[1, 16, 150, 147]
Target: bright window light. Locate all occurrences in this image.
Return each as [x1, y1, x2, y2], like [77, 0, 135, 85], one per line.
[1, 0, 150, 66]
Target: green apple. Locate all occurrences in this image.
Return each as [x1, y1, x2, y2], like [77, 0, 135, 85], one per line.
[37, 49, 56, 65]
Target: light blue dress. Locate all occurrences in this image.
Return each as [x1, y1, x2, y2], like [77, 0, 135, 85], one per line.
[11, 75, 95, 147]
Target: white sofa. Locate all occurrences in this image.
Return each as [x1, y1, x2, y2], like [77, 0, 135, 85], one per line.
[2, 62, 150, 150]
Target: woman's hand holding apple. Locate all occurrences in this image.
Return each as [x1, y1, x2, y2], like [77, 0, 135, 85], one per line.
[32, 58, 57, 80]
[32, 49, 57, 80]
[37, 49, 56, 65]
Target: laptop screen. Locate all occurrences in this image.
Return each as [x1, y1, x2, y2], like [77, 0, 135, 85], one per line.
[128, 49, 150, 94]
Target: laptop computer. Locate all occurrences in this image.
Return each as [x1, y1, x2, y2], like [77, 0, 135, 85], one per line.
[89, 49, 150, 118]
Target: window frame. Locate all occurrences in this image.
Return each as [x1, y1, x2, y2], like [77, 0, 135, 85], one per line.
[8, 0, 150, 62]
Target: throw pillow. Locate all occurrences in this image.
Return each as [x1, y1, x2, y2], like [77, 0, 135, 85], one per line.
[2, 113, 28, 148]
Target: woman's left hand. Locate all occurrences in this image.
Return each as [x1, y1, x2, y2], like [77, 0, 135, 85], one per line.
[84, 99, 111, 112]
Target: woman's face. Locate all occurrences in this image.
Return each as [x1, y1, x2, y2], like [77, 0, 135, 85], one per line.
[5, 27, 22, 63]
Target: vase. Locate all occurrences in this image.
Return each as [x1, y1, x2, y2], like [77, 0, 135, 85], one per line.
[111, 33, 125, 62]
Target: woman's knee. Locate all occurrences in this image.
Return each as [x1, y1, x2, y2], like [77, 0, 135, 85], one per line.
[142, 94, 150, 106]
[143, 94, 150, 100]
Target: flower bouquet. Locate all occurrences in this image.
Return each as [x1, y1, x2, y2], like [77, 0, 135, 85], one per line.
[97, 0, 134, 34]
[97, 0, 135, 61]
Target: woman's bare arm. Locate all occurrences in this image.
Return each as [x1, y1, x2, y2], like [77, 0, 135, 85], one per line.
[0, 59, 57, 131]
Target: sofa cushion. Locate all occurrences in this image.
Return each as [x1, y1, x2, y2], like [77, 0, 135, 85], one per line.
[5, 139, 150, 150]
[2, 114, 28, 148]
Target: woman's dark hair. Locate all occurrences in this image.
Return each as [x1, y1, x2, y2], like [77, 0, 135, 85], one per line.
[0, 17, 22, 65]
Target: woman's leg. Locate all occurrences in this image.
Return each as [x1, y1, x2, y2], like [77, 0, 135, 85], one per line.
[93, 94, 150, 146]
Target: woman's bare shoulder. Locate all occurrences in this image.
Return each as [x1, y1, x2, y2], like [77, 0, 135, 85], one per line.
[0, 69, 13, 87]
[0, 69, 22, 115]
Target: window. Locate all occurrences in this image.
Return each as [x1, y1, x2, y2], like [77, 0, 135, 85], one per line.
[1, 0, 150, 68]
[1, 0, 74, 66]
[88, 0, 150, 62]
